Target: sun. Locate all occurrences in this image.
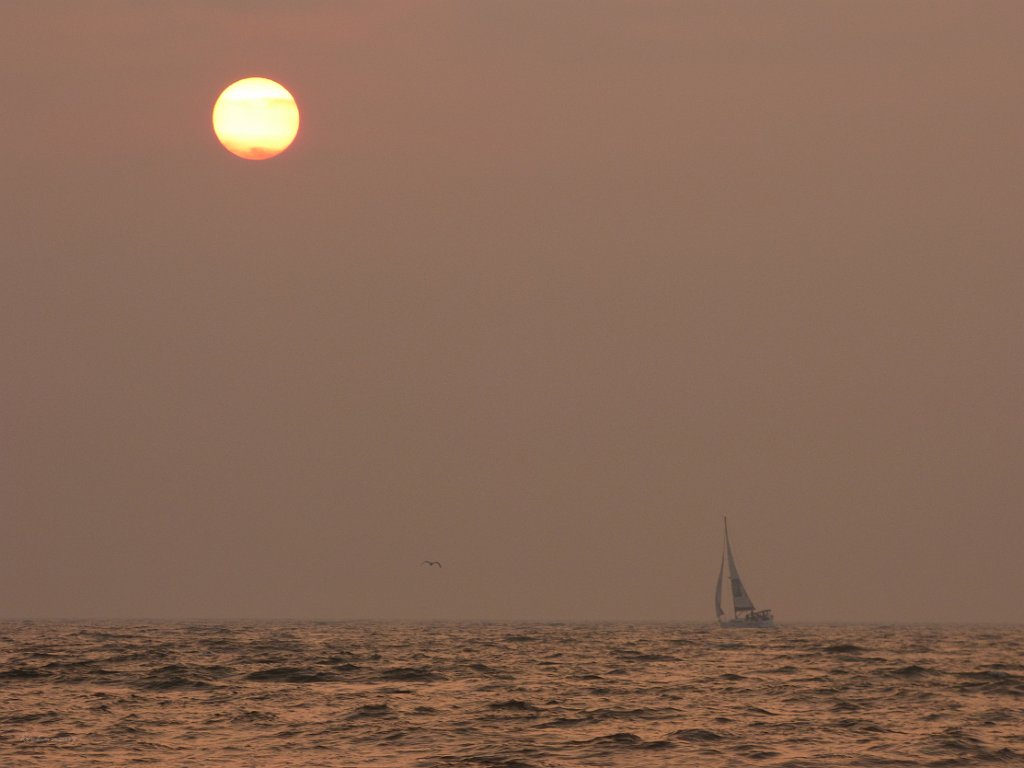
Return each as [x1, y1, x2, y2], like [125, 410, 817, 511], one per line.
[212, 77, 299, 160]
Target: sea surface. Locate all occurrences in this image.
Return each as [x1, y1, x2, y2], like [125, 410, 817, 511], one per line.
[1, 622, 1022, 767]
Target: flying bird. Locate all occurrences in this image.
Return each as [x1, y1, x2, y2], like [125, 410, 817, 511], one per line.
[421, 560, 442, 568]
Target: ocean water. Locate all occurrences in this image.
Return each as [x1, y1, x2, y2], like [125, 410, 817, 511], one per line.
[1, 622, 1022, 767]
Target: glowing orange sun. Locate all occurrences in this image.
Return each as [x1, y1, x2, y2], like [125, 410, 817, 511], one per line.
[212, 77, 299, 160]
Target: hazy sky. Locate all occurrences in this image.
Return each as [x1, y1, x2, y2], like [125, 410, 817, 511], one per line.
[3, 2, 1021, 622]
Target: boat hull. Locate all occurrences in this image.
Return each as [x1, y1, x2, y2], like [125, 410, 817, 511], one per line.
[719, 609, 775, 628]
[719, 617, 775, 628]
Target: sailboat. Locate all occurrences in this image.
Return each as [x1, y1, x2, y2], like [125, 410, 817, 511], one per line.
[715, 517, 775, 628]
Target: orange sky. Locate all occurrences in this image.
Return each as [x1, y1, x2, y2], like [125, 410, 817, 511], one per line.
[2, 1, 1022, 622]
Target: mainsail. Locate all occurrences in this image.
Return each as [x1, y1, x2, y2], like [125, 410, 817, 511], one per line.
[714, 550, 725, 619]
[724, 518, 755, 612]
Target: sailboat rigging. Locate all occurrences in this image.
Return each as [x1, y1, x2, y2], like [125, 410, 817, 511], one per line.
[715, 517, 775, 628]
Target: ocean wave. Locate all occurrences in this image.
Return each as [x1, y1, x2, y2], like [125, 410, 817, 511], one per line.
[348, 703, 393, 718]
[467, 662, 512, 678]
[138, 663, 213, 690]
[245, 666, 339, 683]
[378, 666, 442, 682]
[611, 649, 678, 662]
[671, 728, 724, 741]
[577, 731, 674, 750]
[487, 699, 537, 712]
[821, 643, 866, 653]
[0, 666, 50, 679]
[889, 664, 934, 677]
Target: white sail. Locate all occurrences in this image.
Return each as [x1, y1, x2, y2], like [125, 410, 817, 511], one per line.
[714, 550, 725, 618]
[724, 518, 755, 612]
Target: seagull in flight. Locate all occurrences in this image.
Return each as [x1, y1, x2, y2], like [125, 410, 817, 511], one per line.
[421, 560, 442, 568]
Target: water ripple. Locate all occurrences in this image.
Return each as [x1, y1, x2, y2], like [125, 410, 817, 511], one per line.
[0, 622, 1022, 766]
